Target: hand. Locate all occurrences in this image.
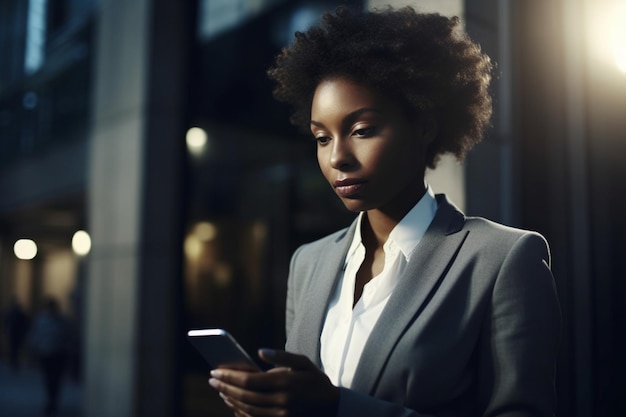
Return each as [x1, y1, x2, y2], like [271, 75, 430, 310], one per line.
[209, 349, 339, 417]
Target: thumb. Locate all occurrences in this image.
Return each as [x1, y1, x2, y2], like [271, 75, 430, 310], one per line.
[257, 349, 317, 371]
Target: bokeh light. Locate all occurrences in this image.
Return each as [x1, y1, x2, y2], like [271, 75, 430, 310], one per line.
[184, 235, 203, 260]
[194, 221, 217, 241]
[72, 230, 92, 256]
[186, 127, 208, 156]
[14, 239, 37, 260]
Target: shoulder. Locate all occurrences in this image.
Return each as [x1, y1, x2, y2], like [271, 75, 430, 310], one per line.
[464, 215, 547, 244]
[435, 194, 550, 261]
[298, 226, 352, 255]
[287, 222, 356, 288]
[462, 216, 550, 264]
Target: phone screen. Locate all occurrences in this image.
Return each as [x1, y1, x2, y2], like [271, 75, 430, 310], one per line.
[187, 329, 260, 371]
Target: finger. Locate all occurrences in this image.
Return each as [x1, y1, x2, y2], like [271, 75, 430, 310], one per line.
[218, 393, 253, 417]
[222, 396, 253, 417]
[227, 401, 253, 417]
[227, 395, 287, 417]
[211, 367, 300, 392]
[258, 349, 317, 371]
[209, 377, 288, 407]
[218, 392, 235, 409]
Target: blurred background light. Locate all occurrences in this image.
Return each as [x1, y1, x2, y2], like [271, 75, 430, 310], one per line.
[24, 0, 47, 74]
[272, 3, 329, 47]
[22, 91, 38, 109]
[198, 0, 282, 41]
[194, 221, 217, 241]
[72, 230, 92, 256]
[184, 234, 203, 259]
[186, 127, 208, 156]
[14, 239, 37, 260]
[213, 262, 232, 287]
[589, 0, 626, 74]
[611, 3, 626, 73]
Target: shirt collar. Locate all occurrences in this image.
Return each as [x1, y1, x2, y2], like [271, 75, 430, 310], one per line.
[345, 184, 438, 263]
[387, 184, 437, 259]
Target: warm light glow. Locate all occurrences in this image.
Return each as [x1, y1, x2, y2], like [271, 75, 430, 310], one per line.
[14, 239, 37, 260]
[72, 230, 91, 256]
[194, 221, 217, 241]
[184, 235, 203, 259]
[615, 50, 626, 73]
[252, 222, 267, 241]
[589, 1, 626, 75]
[611, 3, 626, 73]
[186, 127, 208, 156]
[213, 262, 232, 287]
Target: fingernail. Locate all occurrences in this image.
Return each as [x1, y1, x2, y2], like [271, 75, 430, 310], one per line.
[219, 393, 234, 407]
[210, 369, 223, 378]
[208, 378, 219, 389]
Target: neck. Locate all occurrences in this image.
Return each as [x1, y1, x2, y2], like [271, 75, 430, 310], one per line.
[362, 183, 427, 249]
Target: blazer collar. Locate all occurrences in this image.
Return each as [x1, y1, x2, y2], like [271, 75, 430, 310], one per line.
[290, 220, 358, 367]
[350, 194, 468, 394]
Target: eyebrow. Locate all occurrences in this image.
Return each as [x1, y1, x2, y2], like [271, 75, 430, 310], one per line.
[310, 107, 383, 128]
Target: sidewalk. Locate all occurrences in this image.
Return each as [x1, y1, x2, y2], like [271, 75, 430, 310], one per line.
[0, 361, 82, 417]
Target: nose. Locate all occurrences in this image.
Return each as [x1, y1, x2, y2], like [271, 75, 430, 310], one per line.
[329, 138, 356, 171]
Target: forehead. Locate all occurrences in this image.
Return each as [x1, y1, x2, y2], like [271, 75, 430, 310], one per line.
[311, 77, 397, 121]
[313, 77, 378, 102]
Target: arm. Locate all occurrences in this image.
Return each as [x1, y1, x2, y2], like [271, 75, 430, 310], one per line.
[337, 389, 433, 417]
[477, 232, 561, 416]
[285, 244, 306, 341]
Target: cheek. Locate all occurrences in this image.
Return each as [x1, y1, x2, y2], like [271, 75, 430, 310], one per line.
[368, 138, 421, 180]
[316, 147, 331, 179]
[364, 140, 407, 171]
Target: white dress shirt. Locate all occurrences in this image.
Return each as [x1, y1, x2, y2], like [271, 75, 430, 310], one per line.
[320, 185, 438, 388]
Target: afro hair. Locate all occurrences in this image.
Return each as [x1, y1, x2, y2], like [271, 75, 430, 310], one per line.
[267, 6, 493, 168]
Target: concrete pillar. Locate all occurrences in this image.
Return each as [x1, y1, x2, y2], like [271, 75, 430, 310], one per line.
[85, 1, 187, 416]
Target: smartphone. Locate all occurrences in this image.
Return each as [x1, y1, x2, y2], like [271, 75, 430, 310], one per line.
[187, 328, 261, 371]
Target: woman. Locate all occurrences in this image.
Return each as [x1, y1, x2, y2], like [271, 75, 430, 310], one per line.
[209, 6, 561, 417]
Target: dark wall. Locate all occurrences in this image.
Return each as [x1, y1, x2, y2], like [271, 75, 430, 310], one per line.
[509, 2, 626, 416]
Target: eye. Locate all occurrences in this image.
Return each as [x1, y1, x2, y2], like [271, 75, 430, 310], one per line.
[353, 126, 378, 137]
[314, 135, 331, 145]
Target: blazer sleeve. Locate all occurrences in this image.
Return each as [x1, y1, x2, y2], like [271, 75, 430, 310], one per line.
[335, 232, 560, 417]
[337, 388, 435, 417]
[285, 243, 307, 342]
[477, 232, 561, 416]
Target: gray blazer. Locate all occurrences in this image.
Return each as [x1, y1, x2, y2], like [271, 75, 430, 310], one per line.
[285, 194, 561, 417]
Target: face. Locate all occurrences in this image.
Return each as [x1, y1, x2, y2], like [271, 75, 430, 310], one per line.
[310, 77, 427, 215]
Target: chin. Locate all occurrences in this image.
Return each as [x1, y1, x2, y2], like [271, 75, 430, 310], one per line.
[340, 199, 374, 213]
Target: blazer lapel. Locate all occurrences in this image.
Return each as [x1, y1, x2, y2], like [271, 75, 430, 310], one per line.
[290, 220, 358, 368]
[350, 195, 468, 394]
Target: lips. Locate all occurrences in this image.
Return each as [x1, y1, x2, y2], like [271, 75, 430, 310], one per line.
[333, 178, 367, 197]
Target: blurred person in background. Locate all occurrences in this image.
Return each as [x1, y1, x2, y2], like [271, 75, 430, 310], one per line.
[3, 296, 30, 372]
[208, 6, 561, 417]
[30, 297, 71, 416]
